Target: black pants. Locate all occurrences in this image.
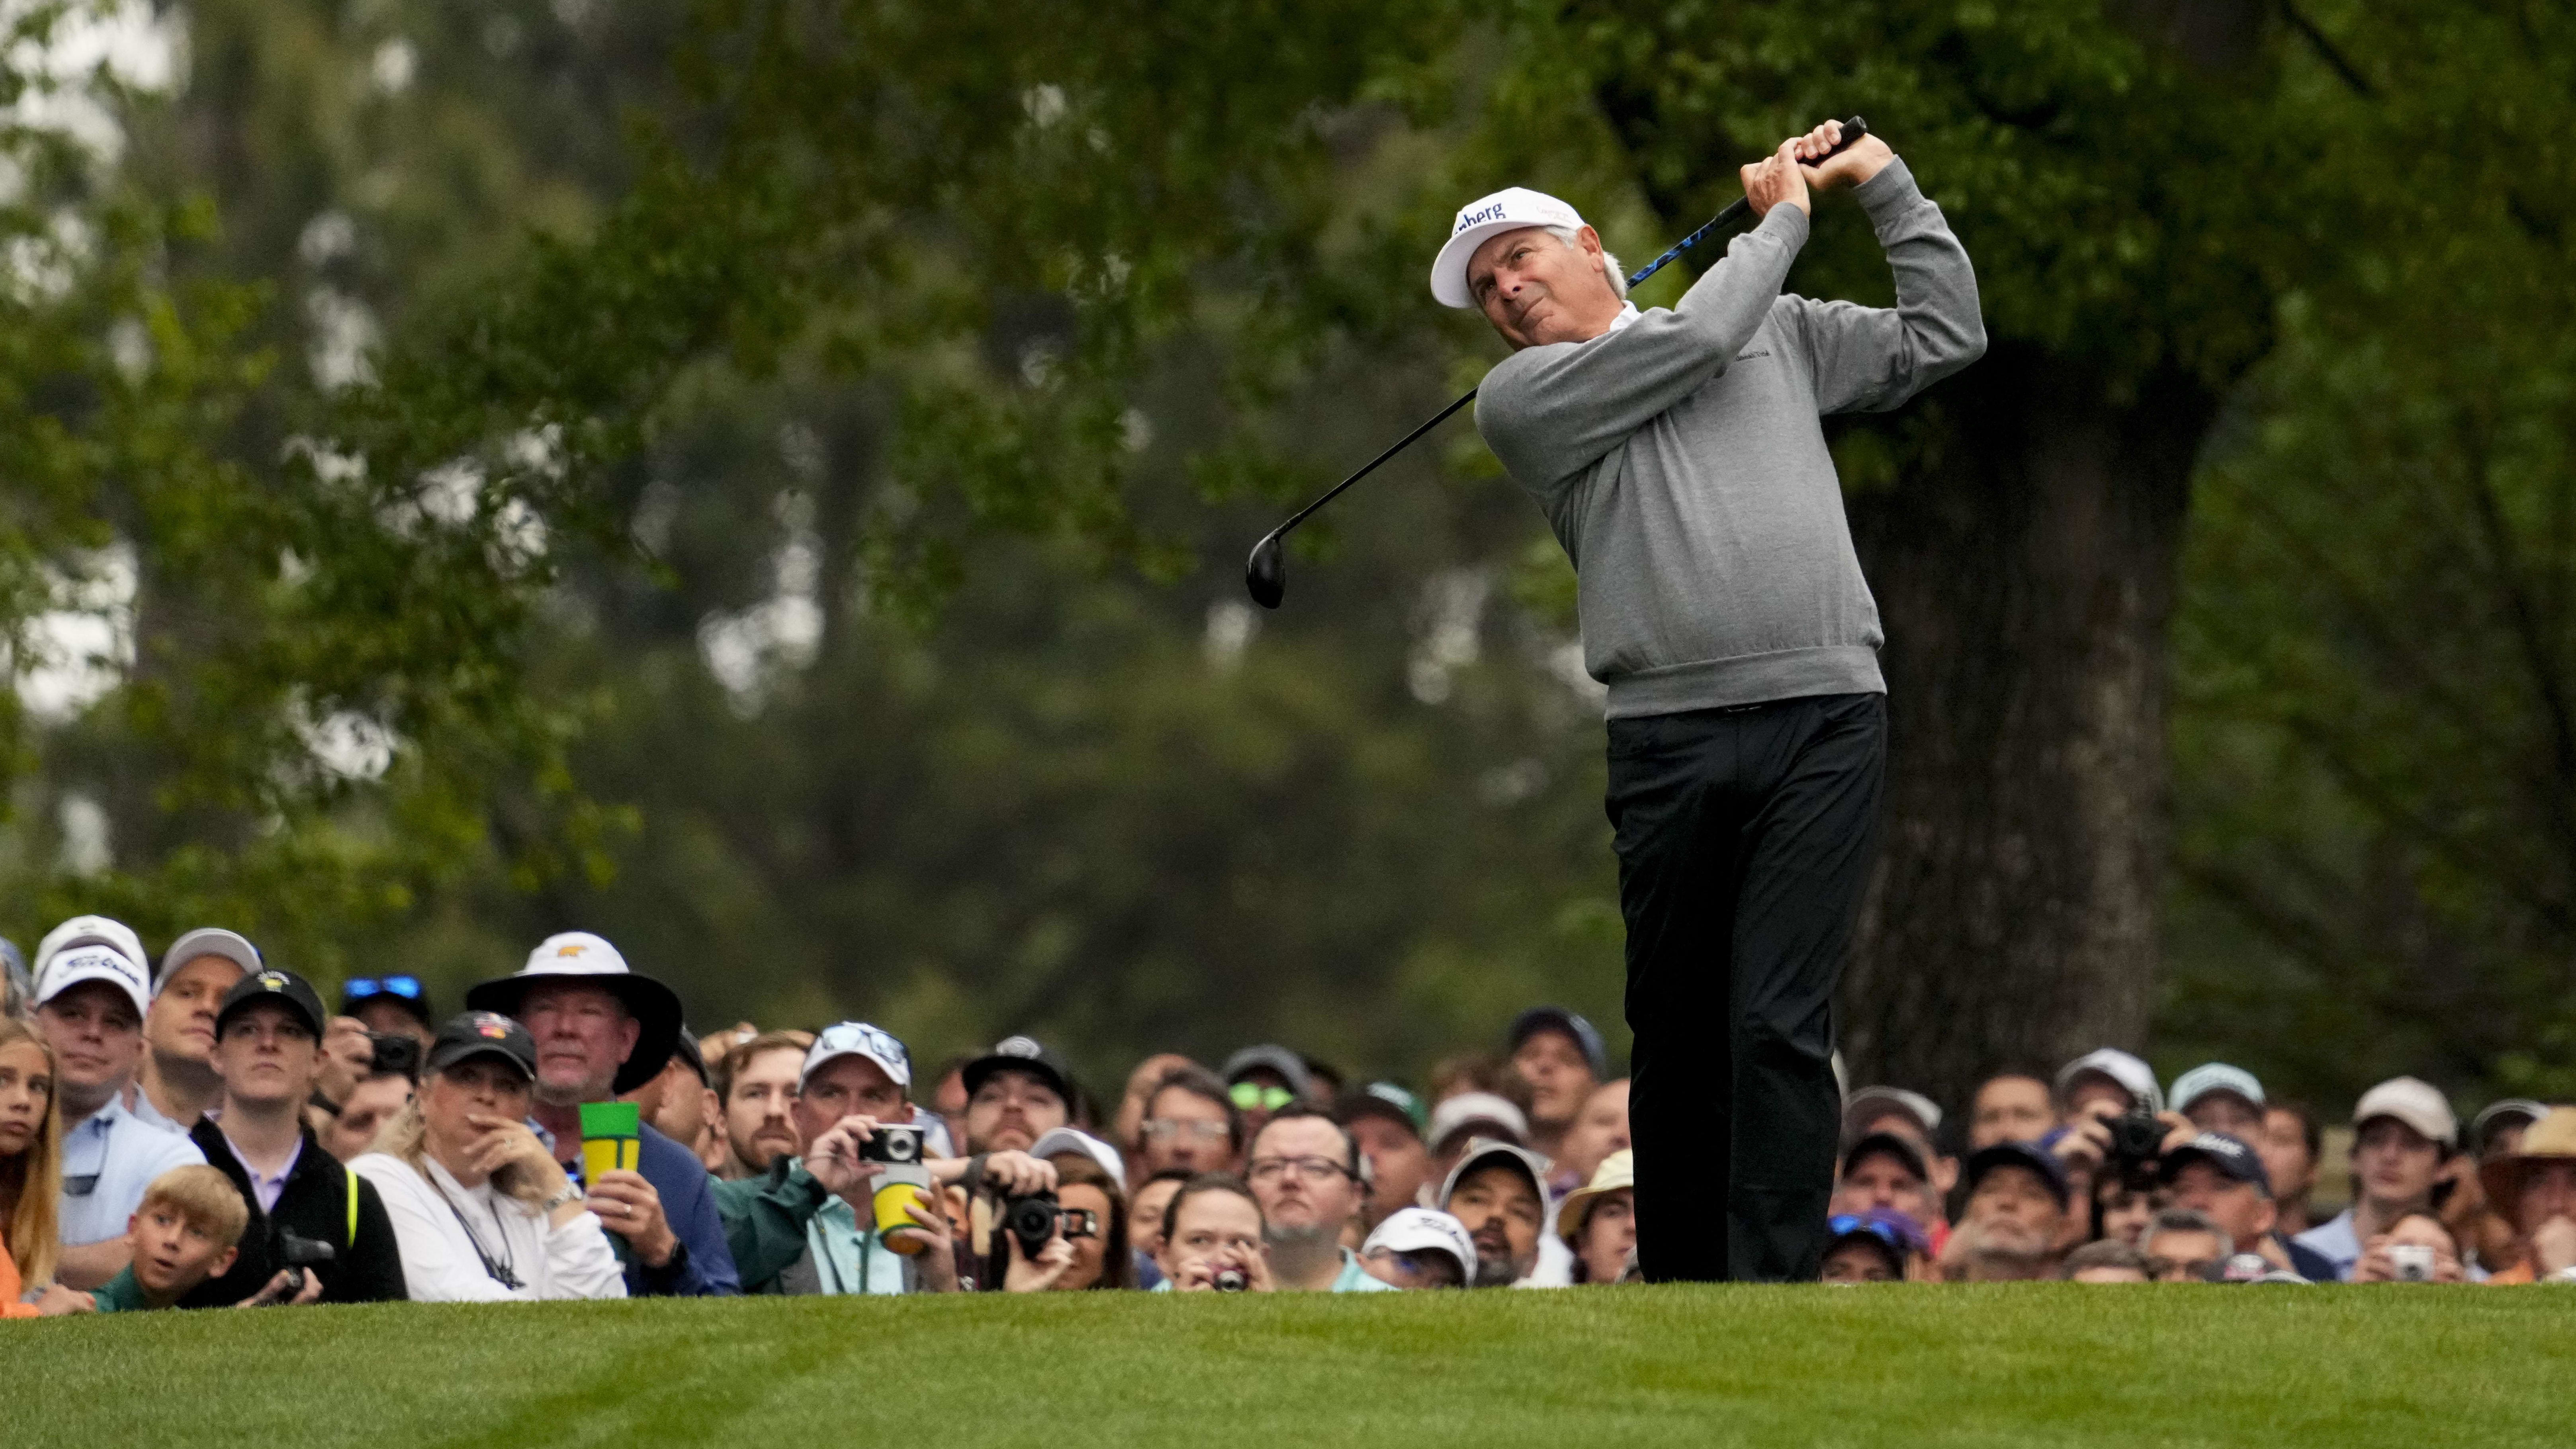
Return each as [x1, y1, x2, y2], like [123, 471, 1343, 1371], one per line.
[1607, 691, 1886, 1283]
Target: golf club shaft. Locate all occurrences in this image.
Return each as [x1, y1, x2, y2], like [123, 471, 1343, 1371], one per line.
[1250, 117, 1868, 590]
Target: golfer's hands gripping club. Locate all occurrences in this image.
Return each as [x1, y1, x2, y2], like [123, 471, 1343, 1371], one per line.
[1743, 119, 1895, 218]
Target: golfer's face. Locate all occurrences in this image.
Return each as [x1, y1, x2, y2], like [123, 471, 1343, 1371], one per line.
[1469, 227, 1591, 349]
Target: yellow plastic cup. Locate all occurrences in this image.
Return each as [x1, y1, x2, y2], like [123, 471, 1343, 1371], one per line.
[579, 1101, 641, 1182]
[873, 1166, 933, 1255]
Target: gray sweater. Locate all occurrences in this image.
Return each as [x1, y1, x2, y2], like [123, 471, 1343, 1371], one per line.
[1475, 159, 1985, 718]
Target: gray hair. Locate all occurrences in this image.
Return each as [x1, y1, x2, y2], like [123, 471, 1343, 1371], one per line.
[2140, 1207, 2234, 1260]
[1543, 225, 1627, 301]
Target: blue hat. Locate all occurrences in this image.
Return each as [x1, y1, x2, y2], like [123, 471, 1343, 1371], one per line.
[1508, 1006, 1607, 1078]
[2158, 1132, 2273, 1196]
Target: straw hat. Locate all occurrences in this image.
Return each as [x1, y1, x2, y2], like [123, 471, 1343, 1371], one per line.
[2477, 1106, 2576, 1224]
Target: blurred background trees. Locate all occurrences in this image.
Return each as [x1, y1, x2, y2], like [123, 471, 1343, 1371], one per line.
[0, 0, 2567, 1111]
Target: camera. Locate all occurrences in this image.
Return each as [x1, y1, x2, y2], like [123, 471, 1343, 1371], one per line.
[271, 1230, 336, 1302]
[2104, 1109, 2166, 1190]
[1002, 1190, 1061, 1260]
[859, 1122, 925, 1166]
[1211, 1266, 1250, 1292]
[2389, 1243, 2435, 1282]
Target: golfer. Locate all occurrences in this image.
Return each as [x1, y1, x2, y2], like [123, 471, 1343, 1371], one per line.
[1437, 121, 1984, 1282]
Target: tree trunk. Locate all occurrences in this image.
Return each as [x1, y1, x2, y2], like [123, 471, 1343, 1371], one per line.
[1836, 344, 2212, 1106]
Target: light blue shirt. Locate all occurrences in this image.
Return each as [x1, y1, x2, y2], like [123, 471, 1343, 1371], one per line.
[806, 1195, 912, 1295]
[58, 1095, 207, 1245]
[2293, 1210, 2361, 1281]
[1333, 1247, 1400, 1292]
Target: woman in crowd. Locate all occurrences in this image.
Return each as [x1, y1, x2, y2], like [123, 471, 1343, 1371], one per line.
[1559, 1149, 1635, 1285]
[1154, 1174, 1274, 1292]
[0, 1018, 86, 1316]
[351, 1012, 626, 1301]
[1041, 1149, 1131, 1290]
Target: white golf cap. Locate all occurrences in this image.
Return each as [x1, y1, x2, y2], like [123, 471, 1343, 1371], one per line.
[2353, 1076, 2457, 1147]
[1029, 1126, 1127, 1192]
[1362, 1206, 1477, 1282]
[34, 914, 147, 984]
[156, 928, 262, 993]
[1429, 186, 1587, 309]
[35, 942, 151, 1020]
[2169, 1062, 2265, 1115]
[2055, 1047, 2165, 1115]
[800, 1020, 914, 1093]
[1427, 1091, 1530, 1151]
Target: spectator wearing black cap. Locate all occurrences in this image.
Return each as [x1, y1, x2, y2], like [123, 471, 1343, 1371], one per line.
[2158, 1132, 2337, 1282]
[626, 1030, 723, 1173]
[1220, 1044, 1314, 1142]
[182, 969, 405, 1306]
[1438, 1140, 1567, 1287]
[317, 1033, 420, 1163]
[135, 928, 259, 1133]
[1943, 1143, 2069, 1281]
[1340, 1084, 1433, 1231]
[1507, 1006, 1604, 1169]
[354, 1012, 626, 1300]
[338, 974, 435, 1046]
[1135, 1065, 1242, 1180]
[961, 1036, 1075, 1155]
[1830, 1132, 1945, 1258]
[467, 933, 737, 1296]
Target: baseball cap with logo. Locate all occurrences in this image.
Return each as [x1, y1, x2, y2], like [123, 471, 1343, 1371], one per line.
[155, 928, 262, 994]
[214, 968, 328, 1039]
[961, 1034, 1075, 1102]
[2169, 1063, 2266, 1116]
[1030, 1126, 1127, 1192]
[1363, 1206, 1477, 1283]
[1429, 187, 1590, 309]
[426, 1011, 539, 1082]
[33, 914, 148, 985]
[35, 941, 152, 1020]
[801, 1021, 914, 1093]
[2158, 1132, 2274, 1196]
[464, 931, 684, 1095]
[2351, 1076, 2458, 1148]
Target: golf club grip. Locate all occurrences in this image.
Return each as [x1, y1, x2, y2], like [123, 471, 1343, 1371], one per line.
[1625, 116, 1869, 289]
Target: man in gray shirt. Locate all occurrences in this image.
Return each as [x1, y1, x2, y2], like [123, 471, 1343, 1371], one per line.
[1437, 120, 1984, 1281]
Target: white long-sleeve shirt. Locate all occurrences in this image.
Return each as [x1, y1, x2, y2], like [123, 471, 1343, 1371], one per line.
[351, 1151, 628, 1302]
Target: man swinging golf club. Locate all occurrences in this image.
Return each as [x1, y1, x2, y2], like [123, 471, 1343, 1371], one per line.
[1440, 120, 1985, 1282]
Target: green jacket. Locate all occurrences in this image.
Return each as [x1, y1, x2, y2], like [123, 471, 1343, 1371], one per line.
[712, 1158, 836, 1292]
[89, 1267, 153, 1313]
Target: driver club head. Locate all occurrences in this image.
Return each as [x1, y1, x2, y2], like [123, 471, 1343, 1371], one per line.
[1245, 532, 1286, 609]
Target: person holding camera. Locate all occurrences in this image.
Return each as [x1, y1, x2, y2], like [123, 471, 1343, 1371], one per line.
[181, 969, 406, 1306]
[2346, 1211, 2470, 1283]
[1152, 1173, 1275, 1292]
[714, 1022, 963, 1295]
[1031, 1129, 1130, 1290]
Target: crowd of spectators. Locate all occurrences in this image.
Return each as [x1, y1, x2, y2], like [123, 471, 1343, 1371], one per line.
[4, 914, 2572, 1316]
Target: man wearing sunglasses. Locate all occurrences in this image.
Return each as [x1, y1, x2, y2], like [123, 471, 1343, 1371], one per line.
[1244, 1106, 1391, 1292]
[340, 975, 435, 1045]
[1220, 1044, 1315, 1141]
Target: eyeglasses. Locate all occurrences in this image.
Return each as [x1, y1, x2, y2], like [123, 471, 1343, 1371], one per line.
[1230, 1082, 1294, 1112]
[1142, 1118, 1231, 1144]
[1245, 1155, 1354, 1185]
[344, 975, 423, 1002]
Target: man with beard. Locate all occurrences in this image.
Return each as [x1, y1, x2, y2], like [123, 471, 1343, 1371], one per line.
[1438, 1140, 1566, 1287]
[1244, 1107, 1390, 1291]
[714, 1031, 808, 1179]
[960, 1037, 1075, 1155]
[1943, 1142, 2069, 1282]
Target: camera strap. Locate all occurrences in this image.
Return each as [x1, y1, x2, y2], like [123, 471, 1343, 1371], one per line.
[431, 1176, 522, 1291]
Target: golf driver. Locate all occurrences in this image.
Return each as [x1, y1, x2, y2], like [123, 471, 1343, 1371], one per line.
[1244, 116, 1869, 609]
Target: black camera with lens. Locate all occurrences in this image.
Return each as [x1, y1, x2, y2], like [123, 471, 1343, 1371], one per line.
[859, 1122, 924, 1166]
[271, 1230, 337, 1302]
[2105, 1108, 2167, 1190]
[1001, 1189, 1060, 1259]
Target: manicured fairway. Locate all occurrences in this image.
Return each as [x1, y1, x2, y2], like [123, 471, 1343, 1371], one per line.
[21, 1284, 2571, 1448]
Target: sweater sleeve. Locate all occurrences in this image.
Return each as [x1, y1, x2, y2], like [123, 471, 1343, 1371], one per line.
[353, 1155, 528, 1303]
[1475, 203, 1810, 493]
[1784, 157, 1986, 415]
[714, 1161, 829, 1292]
[542, 1208, 630, 1301]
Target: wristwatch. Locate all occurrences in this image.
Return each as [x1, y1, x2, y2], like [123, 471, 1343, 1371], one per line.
[539, 1184, 587, 1213]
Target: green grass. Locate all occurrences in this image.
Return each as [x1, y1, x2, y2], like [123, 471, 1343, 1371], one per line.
[22, 1285, 2573, 1448]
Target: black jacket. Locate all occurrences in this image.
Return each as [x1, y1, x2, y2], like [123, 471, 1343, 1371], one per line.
[183, 1118, 407, 1306]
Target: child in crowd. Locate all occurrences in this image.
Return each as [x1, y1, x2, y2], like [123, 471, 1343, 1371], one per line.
[88, 1165, 255, 1312]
